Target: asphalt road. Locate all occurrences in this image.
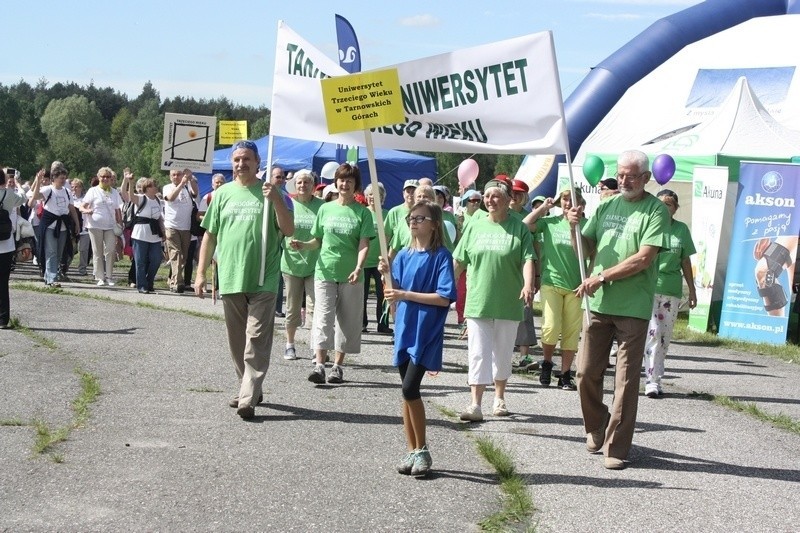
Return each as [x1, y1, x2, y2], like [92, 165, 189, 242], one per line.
[1, 265, 798, 532]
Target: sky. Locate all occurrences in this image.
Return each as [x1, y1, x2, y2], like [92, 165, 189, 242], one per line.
[2, 0, 702, 108]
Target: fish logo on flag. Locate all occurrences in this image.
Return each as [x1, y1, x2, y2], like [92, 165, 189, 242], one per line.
[335, 14, 361, 73]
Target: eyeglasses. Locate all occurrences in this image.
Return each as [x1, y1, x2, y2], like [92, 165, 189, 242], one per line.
[99, 175, 112, 179]
[467, 199, 481, 203]
[405, 215, 432, 225]
[615, 172, 646, 181]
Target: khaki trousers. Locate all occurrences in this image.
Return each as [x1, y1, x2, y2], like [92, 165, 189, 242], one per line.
[577, 311, 647, 460]
[284, 273, 315, 330]
[165, 228, 190, 289]
[312, 280, 364, 354]
[222, 291, 277, 408]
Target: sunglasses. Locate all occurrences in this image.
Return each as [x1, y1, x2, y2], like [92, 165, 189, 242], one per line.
[405, 215, 432, 224]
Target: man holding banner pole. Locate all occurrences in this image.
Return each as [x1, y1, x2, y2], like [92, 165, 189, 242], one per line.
[194, 140, 294, 420]
[566, 150, 668, 469]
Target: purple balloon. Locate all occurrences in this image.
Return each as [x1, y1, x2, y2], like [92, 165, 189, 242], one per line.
[652, 154, 676, 185]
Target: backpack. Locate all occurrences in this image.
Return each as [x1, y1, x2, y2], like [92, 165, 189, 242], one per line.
[0, 191, 12, 241]
[125, 196, 160, 229]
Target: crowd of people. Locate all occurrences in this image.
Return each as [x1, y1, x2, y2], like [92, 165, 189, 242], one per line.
[1, 147, 695, 475]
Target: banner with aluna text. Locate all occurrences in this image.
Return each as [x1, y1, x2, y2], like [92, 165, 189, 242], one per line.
[269, 21, 568, 155]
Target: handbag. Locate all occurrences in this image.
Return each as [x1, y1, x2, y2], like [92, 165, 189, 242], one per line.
[113, 223, 124, 237]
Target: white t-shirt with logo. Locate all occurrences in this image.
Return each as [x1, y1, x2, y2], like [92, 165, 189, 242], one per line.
[162, 183, 194, 231]
[83, 186, 121, 231]
[39, 186, 73, 230]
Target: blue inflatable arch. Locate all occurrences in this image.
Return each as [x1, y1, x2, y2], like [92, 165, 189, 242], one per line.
[531, 0, 800, 197]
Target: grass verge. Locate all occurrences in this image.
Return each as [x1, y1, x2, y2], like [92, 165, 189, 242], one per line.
[689, 391, 800, 435]
[32, 367, 101, 460]
[673, 314, 799, 364]
[475, 436, 536, 532]
[434, 404, 536, 531]
[9, 316, 57, 350]
[11, 282, 223, 321]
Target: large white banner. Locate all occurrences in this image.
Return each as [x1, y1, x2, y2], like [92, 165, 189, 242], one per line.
[688, 165, 729, 332]
[270, 21, 568, 155]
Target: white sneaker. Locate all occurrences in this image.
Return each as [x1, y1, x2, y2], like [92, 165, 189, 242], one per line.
[284, 345, 297, 360]
[97, 280, 106, 286]
[459, 404, 483, 422]
[645, 382, 660, 398]
[492, 398, 510, 417]
[107, 280, 116, 287]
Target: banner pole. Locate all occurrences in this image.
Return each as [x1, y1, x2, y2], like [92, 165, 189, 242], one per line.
[259, 135, 275, 286]
[363, 130, 392, 290]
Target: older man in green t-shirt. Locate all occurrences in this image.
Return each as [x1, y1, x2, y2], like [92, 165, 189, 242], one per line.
[566, 150, 669, 470]
[194, 140, 294, 420]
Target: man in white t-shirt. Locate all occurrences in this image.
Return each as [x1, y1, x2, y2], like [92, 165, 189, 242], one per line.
[162, 168, 198, 293]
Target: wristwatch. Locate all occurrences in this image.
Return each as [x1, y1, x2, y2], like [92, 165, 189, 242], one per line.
[598, 273, 606, 284]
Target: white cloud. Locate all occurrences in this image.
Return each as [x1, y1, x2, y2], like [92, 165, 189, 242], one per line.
[398, 14, 440, 27]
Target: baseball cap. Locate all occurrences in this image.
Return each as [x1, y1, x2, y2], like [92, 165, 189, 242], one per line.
[531, 195, 546, 206]
[599, 177, 618, 190]
[403, 179, 420, 190]
[511, 180, 529, 194]
[322, 183, 338, 199]
[433, 185, 450, 199]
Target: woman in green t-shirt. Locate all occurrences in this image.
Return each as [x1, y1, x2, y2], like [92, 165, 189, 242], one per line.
[290, 164, 374, 385]
[453, 179, 536, 422]
[644, 189, 697, 398]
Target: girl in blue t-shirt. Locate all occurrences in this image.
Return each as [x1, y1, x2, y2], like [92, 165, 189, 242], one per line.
[379, 200, 457, 477]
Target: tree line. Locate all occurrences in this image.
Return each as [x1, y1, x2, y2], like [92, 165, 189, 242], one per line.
[0, 79, 522, 192]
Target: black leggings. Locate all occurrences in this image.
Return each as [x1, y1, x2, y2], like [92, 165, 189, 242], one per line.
[398, 359, 427, 401]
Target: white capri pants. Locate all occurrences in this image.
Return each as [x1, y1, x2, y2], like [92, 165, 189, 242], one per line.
[312, 279, 364, 354]
[466, 318, 518, 385]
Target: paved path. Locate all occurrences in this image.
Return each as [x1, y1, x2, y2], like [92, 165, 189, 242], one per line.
[1, 265, 798, 531]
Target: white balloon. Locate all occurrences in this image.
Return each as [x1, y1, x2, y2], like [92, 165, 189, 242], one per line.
[321, 161, 339, 180]
[284, 177, 296, 195]
[444, 220, 456, 243]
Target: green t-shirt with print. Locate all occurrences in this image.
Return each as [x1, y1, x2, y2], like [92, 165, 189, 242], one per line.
[581, 193, 669, 320]
[311, 201, 375, 282]
[281, 196, 324, 277]
[383, 203, 410, 243]
[655, 219, 696, 298]
[453, 215, 536, 321]
[365, 207, 389, 268]
[201, 182, 283, 295]
[535, 215, 587, 291]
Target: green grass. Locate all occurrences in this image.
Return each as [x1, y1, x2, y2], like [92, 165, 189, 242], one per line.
[188, 386, 222, 393]
[11, 282, 224, 322]
[9, 316, 57, 350]
[671, 313, 800, 364]
[475, 436, 536, 531]
[689, 392, 800, 435]
[0, 418, 26, 426]
[31, 368, 101, 460]
[434, 404, 536, 531]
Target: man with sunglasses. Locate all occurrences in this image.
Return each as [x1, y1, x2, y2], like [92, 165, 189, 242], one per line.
[566, 150, 669, 470]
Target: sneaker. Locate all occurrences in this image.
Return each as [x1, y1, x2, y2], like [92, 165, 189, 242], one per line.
[308, 364, 326, 384]
[586, 413, 610, 453]
[275, 311, 285, 318]
[558, 370, 577, 390]
[525, 361, 540, 372]
[107, 280, 116, 287]
[411, 445, 432, 477]
[604, 457, 626, 470]
[645, 382, 660, 398]
[284, 345, 297, 360]
[397, 452, 416, 475]
[327, 364, 343, 384]
[129, 283, 136, 288]
[377, 324, 394, 335]
[492, 398, 510, 417]
[540, 360, 553, 386]
[459, 404, 483, 422]
[96, 280, 106, 286]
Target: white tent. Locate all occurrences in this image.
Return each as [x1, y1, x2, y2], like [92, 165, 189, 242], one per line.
[576, 14, 800, 165]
